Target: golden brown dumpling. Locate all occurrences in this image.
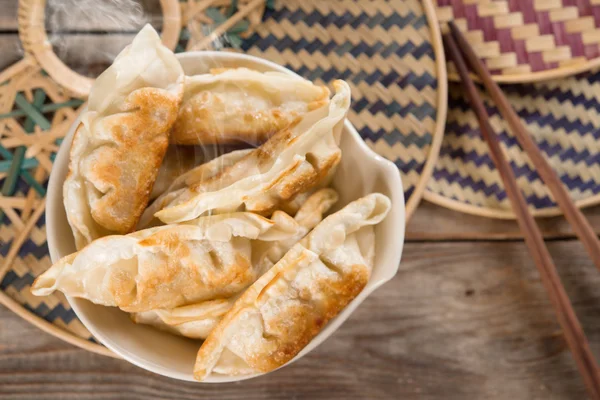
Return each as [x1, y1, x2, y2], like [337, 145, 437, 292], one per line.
[193, 193, 391, 380]
[171, 68, 330, 145]
[64, 25, 184, 249]
[139, 148, 253, 228]
[31, 211, 301, 313]
[130, 189, 339, 338]
[154, 80, 351, 225]
[150, 146, 199, 200]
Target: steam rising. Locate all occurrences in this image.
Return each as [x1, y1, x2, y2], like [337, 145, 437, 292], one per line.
[43, 1, 258, 190]
[46, 0, 149, 77]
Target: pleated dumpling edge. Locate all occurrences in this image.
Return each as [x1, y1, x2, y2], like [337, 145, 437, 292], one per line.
[154, 80, 351, 225]
[193, 193, 391, 380]
[64, 24, 185, 250]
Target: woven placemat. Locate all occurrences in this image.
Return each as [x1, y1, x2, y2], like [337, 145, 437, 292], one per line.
[425, 68, 600, 219]
[0, 0, 446, 356]
[435, 0, 600, 83]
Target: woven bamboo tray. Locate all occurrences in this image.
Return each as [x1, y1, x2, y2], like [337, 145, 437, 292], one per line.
[1, 0, 447, 356]
[425, 68, 600, 219]
[435, 0, 600, 83]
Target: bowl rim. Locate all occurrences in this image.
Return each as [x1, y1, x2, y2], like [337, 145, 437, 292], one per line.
[46, 50, 405, 382]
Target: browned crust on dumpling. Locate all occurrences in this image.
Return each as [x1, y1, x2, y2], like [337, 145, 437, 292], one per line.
[170, 84, 330, 145]
[84, 87, 181, 233]
[178, 118, 341, 217]
[103, 227, 254, 312]
[194, 248, 369, 378]
[171, 94, 299, 145]
[247, 265, 368, 372]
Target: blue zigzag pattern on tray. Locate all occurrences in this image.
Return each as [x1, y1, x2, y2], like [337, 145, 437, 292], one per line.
[26, 300, 77, 325]
[451, 96, 600, 139]
[243, 35, 434, 61]
[449, 96, 600, 161]
[361, 127, 433, 148]
[1, 237, 81, 328]
[432, 73, 600, 210]
[268, 8, 427, 30]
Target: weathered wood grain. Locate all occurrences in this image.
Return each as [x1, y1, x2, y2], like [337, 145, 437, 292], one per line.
[0, 0, 162, 31]
[0, 34, 140, 77]
[0, 0, 163, 71]
[2, 241, 600, 399]
[407, 200, 600, 241]
[0, 36, 23, 71]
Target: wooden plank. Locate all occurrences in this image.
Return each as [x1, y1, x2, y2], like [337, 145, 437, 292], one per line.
[0, 36, 23, 71]
[1, 240, 598, 398]
[0, 0, 18, 31]
[0, 34, 137, 74]
[0, 0, 162, 31]
[407, 200, 600, 241]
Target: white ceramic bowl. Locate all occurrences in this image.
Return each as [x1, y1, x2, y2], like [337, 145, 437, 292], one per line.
[46, 52, 405, 382]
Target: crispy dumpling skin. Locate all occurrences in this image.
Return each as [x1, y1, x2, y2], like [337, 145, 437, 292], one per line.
[154, 80, 351, 225]
[170, 68, 330, 145]
[193, 193, 391, 380]
[150, 146, 199, 200]
[130, 189, 339, 338]
[31, 211, 302, 313]
[252, 188, 339, 276]
[64, 24, 184, 249]
[139, 148, 253, 228]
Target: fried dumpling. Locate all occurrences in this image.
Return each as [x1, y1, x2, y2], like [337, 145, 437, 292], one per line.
[150, 146, 199, 200]
[170, 68, 330, 145]
[31, 211, 301, 313]
[64, 24, 184, 249]
[193, 193, 391, 380]
[252, 188, 339, 276]
[130, 189, 339, 338]
[154, 80, 351, 225]
[139, 148, 253, 228]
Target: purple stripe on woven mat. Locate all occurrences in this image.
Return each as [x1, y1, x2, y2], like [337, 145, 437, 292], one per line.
[512, 0, 536, 25]
[453, 0, 466, 19]
[553, 22, 566, 46]
[586, 44, 600, 59]
[529, 52, 545, 72]
[514, 39, 528, 66]
[581, 0, 593, 16]
[483, 15, 497, 42]
[464, 4, 478, 33]
[594, 5, 600, 26]
[498, 29, 513, 54]
[568, 32, 585, 57]
[537, 11, 552, 36]
[441, 0, 600, 73]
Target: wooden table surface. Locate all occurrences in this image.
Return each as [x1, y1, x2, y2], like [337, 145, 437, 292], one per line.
[2, 1, 600, 399]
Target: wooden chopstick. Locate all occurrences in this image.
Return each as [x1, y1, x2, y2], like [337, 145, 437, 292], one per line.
[447, 21, 600, 274]
[443, 31, 600, 400]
